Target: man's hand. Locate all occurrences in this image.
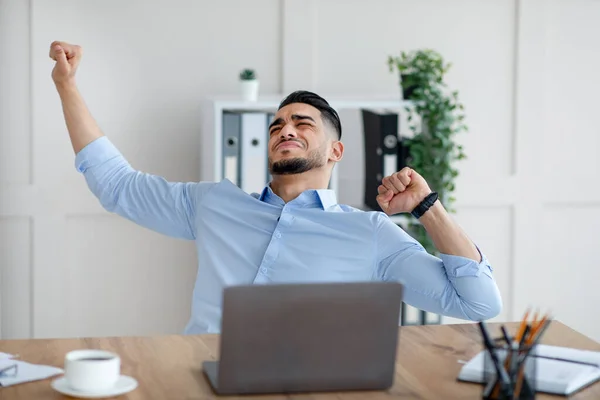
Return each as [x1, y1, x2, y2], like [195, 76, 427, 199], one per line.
[376, 167, 432, 215]
[49, 41, 82, 87]
[48, 41, 102, 153]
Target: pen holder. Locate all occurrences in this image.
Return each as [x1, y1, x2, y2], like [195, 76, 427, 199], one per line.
[482, 338, 538, 400]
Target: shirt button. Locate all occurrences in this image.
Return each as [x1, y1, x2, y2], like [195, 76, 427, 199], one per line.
[261, 267, 268, 274]
[275, 231, 281, 238]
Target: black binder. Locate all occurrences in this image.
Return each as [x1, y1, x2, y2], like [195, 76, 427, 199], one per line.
[361, 109, 400, 211]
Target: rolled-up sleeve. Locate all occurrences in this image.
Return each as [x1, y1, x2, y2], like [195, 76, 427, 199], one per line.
[75, 136, 215, 240]
[374, 213, 502, 321]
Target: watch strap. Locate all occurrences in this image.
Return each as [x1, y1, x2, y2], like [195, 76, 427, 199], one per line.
[411, 191, 439, 219]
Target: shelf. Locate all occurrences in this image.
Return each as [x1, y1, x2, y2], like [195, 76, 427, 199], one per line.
[205, 94, 412, 112]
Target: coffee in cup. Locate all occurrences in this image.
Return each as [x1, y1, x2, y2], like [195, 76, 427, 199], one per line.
[64, 350, 120, 392]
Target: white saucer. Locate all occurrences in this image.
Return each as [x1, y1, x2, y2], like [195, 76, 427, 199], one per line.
[51, 375, 138, 398]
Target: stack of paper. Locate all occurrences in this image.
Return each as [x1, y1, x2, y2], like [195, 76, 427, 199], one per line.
[458, 344, 600, 396]
[0, 353, 63, 387]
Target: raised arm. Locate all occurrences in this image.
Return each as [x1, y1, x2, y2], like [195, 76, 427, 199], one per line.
[374, 167, 502, 320]
[50, 41, 214, 239]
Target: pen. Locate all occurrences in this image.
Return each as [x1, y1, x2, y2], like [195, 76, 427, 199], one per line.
[478, 322, 512, 397]
[491, 311, 530, 398]
[498, 325, 519, 381]
[519, 324, 530, 347]
[509, 340, 520, 383]
[500, 325, 511, 345]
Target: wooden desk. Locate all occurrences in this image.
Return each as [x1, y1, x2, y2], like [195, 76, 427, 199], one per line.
[0, 321, 599, 399]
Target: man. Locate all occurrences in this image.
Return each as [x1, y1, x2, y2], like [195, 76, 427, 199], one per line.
[49, 41, 502, 334]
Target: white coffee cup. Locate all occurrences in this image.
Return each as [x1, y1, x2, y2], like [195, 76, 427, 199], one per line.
[64, 350, 120, 392]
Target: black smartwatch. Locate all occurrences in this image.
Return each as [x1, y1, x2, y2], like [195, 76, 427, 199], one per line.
[411, 191, 439, 219]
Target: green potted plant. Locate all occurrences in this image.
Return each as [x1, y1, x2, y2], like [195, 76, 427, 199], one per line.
[239, 68, 259, 101]
[387, 49, 468, 254]
[388, 49, 449, 101]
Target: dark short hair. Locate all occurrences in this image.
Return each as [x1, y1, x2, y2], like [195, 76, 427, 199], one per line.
[278, 90, 342, 139]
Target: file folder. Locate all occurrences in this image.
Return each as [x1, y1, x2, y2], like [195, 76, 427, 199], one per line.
[240, 112, 269, 194]
[397, 136, 411, 172]
[361, 109, 400, 211]
[401, 303, 421, 325]
[423, 310, 441, 325]
[222, 110, 270, 193]
[222, 111, 242, 186]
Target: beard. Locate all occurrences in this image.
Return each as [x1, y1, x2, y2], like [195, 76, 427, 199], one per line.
[269, 148, 326, 175]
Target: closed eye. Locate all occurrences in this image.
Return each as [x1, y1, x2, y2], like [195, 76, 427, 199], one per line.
[269, 123, 310, 135]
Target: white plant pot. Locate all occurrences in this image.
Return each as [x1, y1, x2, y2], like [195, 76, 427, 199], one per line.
[240, 79, 259, 101]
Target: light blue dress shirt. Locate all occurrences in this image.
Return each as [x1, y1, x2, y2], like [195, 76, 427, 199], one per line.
[75, 136, 502, 334]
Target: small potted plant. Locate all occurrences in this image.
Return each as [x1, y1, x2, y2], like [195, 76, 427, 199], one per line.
[239, 68, 259, 101]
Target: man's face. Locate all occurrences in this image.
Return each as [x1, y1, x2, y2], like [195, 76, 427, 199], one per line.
[267, 103, 341, 175]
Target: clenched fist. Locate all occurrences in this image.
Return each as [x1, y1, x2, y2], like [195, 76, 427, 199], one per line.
[376, 167, 433, 216]
[49, 41, 82, 86]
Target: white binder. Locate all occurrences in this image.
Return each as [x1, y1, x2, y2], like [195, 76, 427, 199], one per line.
[402, 303, 421, 325]
[240, 112, 269, 194]
[424, 311, 441, 325]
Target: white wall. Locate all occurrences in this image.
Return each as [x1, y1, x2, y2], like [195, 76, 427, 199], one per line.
[0, 0, 599, 341]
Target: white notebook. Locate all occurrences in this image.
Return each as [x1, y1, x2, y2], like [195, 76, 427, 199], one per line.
[458, 344, 600, 396]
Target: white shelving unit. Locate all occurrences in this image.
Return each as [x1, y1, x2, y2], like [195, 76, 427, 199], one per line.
[199, 94, 411, 197]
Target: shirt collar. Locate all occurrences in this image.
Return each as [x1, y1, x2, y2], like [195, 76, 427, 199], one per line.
[256, 184, 338, 210]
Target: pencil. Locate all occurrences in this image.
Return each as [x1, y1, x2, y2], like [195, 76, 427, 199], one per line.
[512, 310, 537, 398]
[519, 318, 553, 364]
[515, 309, 531, 341]
[527, 314, 549, 345]
[514, 315, 553, 396]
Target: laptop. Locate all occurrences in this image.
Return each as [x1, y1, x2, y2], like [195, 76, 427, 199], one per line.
[202, 281, 404, 395]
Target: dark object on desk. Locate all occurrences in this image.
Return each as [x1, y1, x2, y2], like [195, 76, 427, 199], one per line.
[481, 338, 538, 399]
[479, 322, 515, 398]
[479, 313, 552, 399]
[202, 281, 404, 395]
